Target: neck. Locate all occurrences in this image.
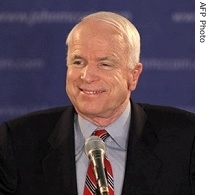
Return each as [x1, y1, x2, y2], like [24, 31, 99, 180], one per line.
[78, 100, 130, 127]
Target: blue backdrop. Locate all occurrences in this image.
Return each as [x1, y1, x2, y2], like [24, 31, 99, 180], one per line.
[0, 0, 195, 123]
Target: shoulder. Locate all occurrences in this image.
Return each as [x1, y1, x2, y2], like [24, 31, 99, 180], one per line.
[133, 102, 195, 137]
[6, 106, 71, 125]
[1, 105, 74, 138]
[140, 103, 194, 122]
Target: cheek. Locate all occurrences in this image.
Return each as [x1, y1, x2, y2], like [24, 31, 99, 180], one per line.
[66, 69, 77, 93]
[66, 73, 71, 96]
[114, 77, 128, 90]
[66, 68, 78, 83]
[111, 75, 130, 97]
[66, 71, 71, 89]
[113, 71, 130, 88]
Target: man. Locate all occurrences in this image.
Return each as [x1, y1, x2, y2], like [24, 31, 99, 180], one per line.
[0, 11, 194, 195]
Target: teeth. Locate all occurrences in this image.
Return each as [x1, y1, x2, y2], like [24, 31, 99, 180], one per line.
[82, 89, 103, 94]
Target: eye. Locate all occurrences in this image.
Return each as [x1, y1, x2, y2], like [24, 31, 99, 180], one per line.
[72, 59, 85, 67]
[73, 60, 81, 65]
[99, 62, 114, 70]
[102, 63, 111, 67]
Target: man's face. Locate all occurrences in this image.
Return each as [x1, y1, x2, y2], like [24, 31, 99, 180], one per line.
[66, 20, 142, 124]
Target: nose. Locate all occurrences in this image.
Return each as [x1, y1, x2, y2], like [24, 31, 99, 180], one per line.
[80, 64, 99, 83]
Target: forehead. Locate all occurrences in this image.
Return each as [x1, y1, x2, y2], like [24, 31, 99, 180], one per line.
[69, 20, 128, 57]
[72, 20, 125, 43]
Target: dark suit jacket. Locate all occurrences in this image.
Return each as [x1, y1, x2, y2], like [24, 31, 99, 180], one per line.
[0, 102, 195, 195]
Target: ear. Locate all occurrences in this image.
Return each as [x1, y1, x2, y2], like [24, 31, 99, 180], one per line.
[128, 63, 143, 91]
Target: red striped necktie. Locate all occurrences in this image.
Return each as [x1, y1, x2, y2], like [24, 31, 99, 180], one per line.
[83, 129, 114, 195]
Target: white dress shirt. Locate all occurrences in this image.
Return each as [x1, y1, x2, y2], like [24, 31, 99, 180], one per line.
[74, 102, 131, 195]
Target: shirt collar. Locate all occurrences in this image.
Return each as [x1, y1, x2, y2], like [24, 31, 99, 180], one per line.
[104, 102, 131, 150]
[74, 101, 131, 154]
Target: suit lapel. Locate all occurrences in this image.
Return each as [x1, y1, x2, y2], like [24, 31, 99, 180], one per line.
[122, 102, 161, 194]
[40, 102, 161, 194]
[42, 106, 78, 194]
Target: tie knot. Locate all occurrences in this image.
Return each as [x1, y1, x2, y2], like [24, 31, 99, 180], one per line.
[93, 129, 109, 142]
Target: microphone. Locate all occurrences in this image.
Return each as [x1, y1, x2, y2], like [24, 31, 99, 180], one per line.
[85, 136, 109, 195]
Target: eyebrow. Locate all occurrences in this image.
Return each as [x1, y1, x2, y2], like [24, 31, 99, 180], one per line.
[70, 55, 116, 62]
[70, 55, 83, 60]
[97, 56, 118, 62]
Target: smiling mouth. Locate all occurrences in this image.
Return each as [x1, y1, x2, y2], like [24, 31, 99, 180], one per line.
[80, 88, 105, 95]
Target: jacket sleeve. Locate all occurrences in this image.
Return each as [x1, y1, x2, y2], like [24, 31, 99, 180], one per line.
[0, 123, 17, 195]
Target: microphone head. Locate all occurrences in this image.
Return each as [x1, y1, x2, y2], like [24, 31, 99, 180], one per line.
[85, 136, 106, 157]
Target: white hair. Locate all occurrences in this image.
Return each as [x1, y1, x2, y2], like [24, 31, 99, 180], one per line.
[66, 11, 141, 69]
